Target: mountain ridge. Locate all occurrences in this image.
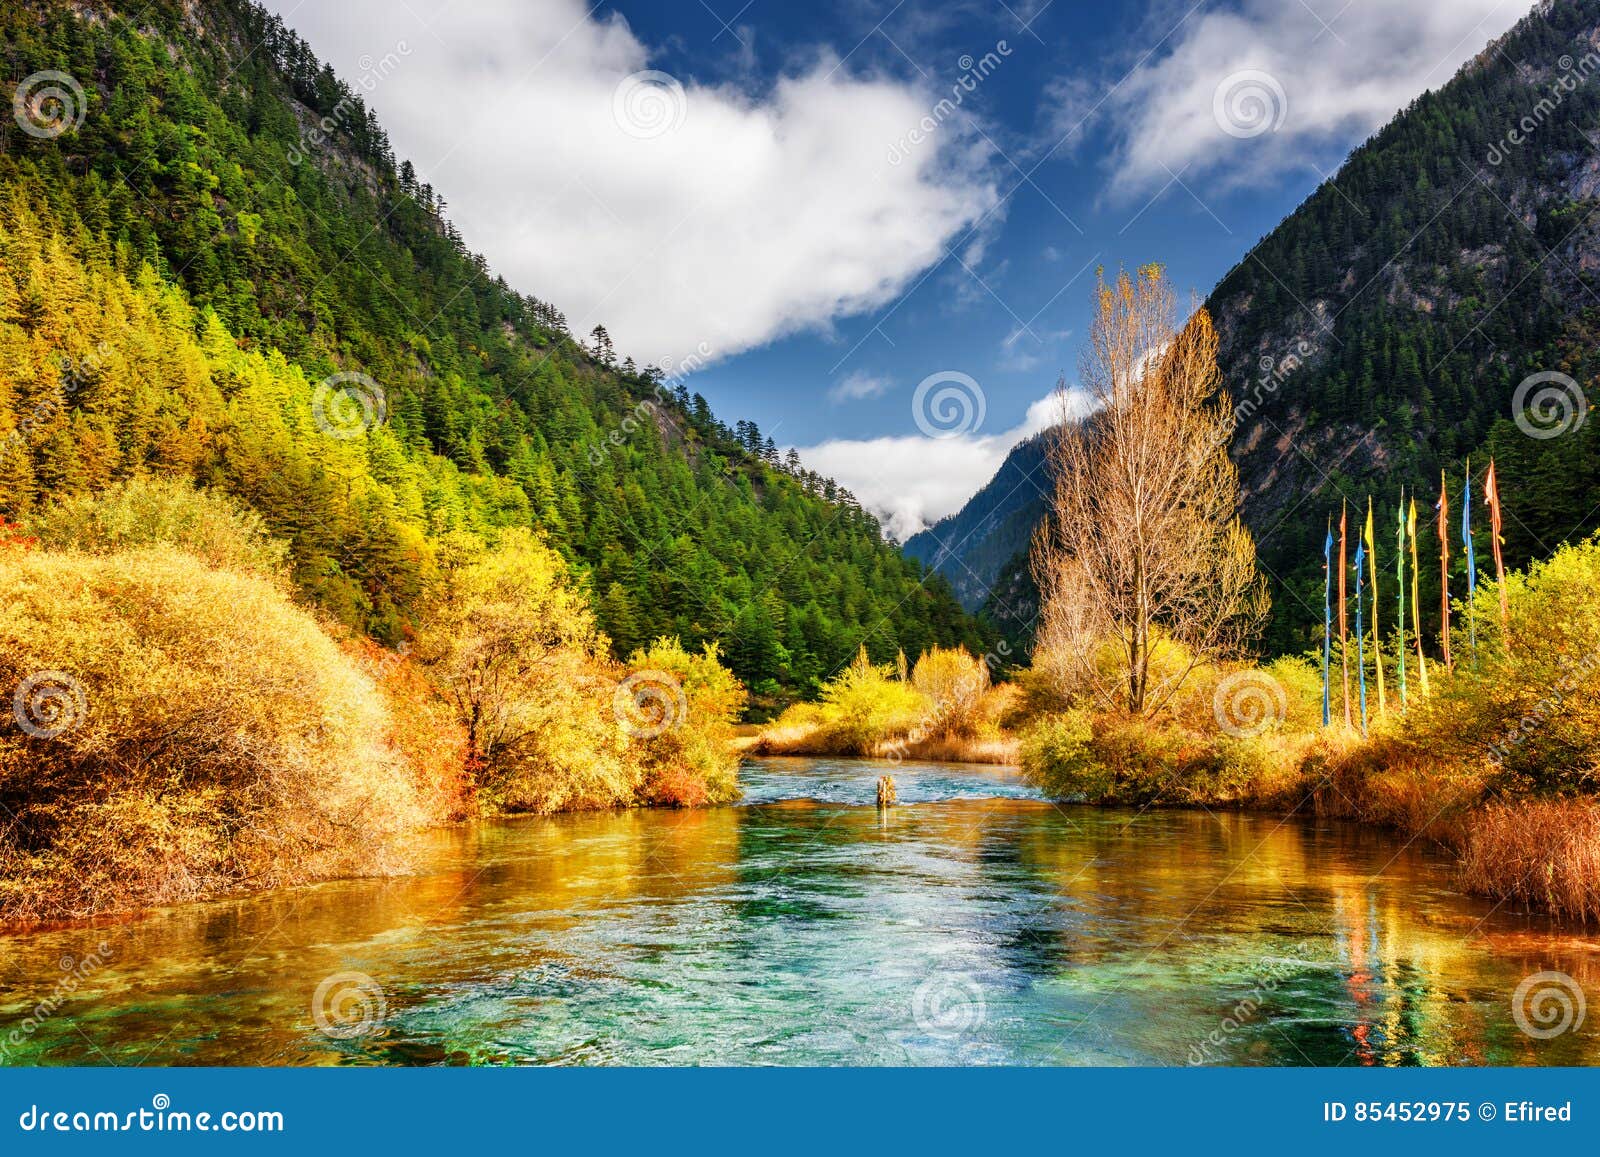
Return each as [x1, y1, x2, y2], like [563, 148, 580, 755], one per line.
[905, 0, 1600, 655]
[0, 0, 987, 690]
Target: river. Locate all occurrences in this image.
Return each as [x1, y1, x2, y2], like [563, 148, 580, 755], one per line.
[1, 756, 1595, 1066]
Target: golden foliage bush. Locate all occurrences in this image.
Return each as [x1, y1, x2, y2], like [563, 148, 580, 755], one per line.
[416, 531, 746, 814]
[760, 647, 926, 757]
[26, 477, 289, 579]
[1406, 534, 1600, 795]
[911, 646, 990, 738]
[755, 646, 1020, 763]
[623, 638, 746, 808]
[0, 547, 428, 925]
[345, 637, 473, 823]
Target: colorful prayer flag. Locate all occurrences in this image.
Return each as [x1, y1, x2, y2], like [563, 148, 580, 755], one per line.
[1395, 493, 1407, 708]
[1339, 501, 1350, 727]
[1485, 458, 1509, 646]
[1365, 498, 1384, 715]
[1409, 497, 1429, 697]
[1437, 471, 1452, 673]
[1354, 532, 1368, 736]
[1322, 520, 1334, 728]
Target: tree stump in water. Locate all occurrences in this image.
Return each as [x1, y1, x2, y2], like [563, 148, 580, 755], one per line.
[876, 775, 897, 808]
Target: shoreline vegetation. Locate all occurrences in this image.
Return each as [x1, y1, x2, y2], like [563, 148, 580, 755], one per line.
[753, 265, 1600, 926]
[748, 531, 1600, 923]
[0, 0, 1595, 944]
[6, 272, 1600, 938]
[0, 479, 744, 930]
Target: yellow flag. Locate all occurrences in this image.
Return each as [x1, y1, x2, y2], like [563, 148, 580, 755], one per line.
[1365, 498, 1384, 714]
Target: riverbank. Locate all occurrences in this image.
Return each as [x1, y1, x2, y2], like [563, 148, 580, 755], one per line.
[1015, 694, 1600, 922]
[0, 481, 745, 930]
[747, 645, 1021, 765]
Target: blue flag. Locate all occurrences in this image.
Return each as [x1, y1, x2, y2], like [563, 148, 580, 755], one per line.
[1354, 536, 1368, 736]
[1323, 522, 1334, 727]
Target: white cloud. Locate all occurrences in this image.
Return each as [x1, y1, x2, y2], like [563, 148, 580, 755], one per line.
[264, 0, 999, 367]
[1099, 0, 1524, 197]
[829, 370, 893, 403]
[794, 389, 1094, 541]
[999, 322, 1072, 373]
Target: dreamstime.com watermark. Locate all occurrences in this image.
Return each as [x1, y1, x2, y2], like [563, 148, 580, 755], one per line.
[585, 341, 714, 465]
[12, 70, 87, 139]
[0, 942, 113, 1063]
[1511, 370, 1588, 440]
[886, 42, 1012, 166]
[1212, 69, 1287, 139]
[311, 970, 386, 1040]
[612, 70, 687, 139]
[311, 372, 387, 439]
[1218, 339, 1314, 448]
[1511, 970, 1587, 1040]
[0, 344, 110, 462]
[910, 972, 986, 1040]
[10, 671, 88, 740]
[287, 42, 412, 165]
[1213, 669, 1288, 738]
[613, 671, 688, 739]
[912, 370, 986, 439]
[1486, 50, 1600, 166]
[1487, 646, 1600, 765]
[1186, 941, 1313, 1064]
[18, 1095, 283, 1134]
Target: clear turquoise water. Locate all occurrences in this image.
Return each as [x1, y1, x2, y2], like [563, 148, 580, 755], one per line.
[1, 756, 1596, 1066]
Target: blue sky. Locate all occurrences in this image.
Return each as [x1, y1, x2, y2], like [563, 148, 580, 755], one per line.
[266, 0, 1530, 536]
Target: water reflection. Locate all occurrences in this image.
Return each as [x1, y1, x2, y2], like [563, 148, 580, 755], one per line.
[0, 756, 1595, 1066]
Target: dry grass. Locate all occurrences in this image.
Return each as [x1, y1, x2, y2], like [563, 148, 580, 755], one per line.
[1460, 799, 1600, 923]
[891, 733, 1019, 765]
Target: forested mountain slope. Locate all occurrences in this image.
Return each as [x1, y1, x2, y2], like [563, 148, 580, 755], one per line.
[901, 431, 1049, 612]
[0, 0, 983, 690]
[1210, 0, 1600, 651]
[909, 0, 1600, 657]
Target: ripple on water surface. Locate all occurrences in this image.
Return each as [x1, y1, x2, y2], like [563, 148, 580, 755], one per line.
[0, 756, 1596, 1067]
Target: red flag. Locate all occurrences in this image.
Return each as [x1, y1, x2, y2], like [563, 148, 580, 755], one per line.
[1437, 472, 1452, 673]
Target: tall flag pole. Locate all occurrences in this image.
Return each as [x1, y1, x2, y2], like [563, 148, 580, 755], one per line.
[1354, 532, 1369, 736]
[1365, 498, 1385, 715]
[1322, 519, 1334, 728]
[1395, 492, 1408, 708]
[1437, 470, 1452, 674]
[1463, 458, 1478, 668]
[1486, 458, 1510, 647]
[1409, 497, 1430, 697]
[1339, 500, 1351, 728]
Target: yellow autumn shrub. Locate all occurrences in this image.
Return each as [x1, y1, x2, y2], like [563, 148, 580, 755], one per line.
[0, 546, 427, 924]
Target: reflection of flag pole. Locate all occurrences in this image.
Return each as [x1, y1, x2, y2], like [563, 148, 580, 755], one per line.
[1437, 471, 1452, 674]
[1463, 458, 1478, 668]
[1395, 492, 1407, 709]
[1409, 497, 1430, 697]
[1486, 458, 1510, 649]
[1340, 500, 1351, 728]
[1355, 531, 1369, 736]
[1323, 518, 1334, 728]
[1365, 498, 1384, 716]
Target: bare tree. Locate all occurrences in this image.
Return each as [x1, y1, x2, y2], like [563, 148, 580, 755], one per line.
[1032, 264, 1267, 715]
